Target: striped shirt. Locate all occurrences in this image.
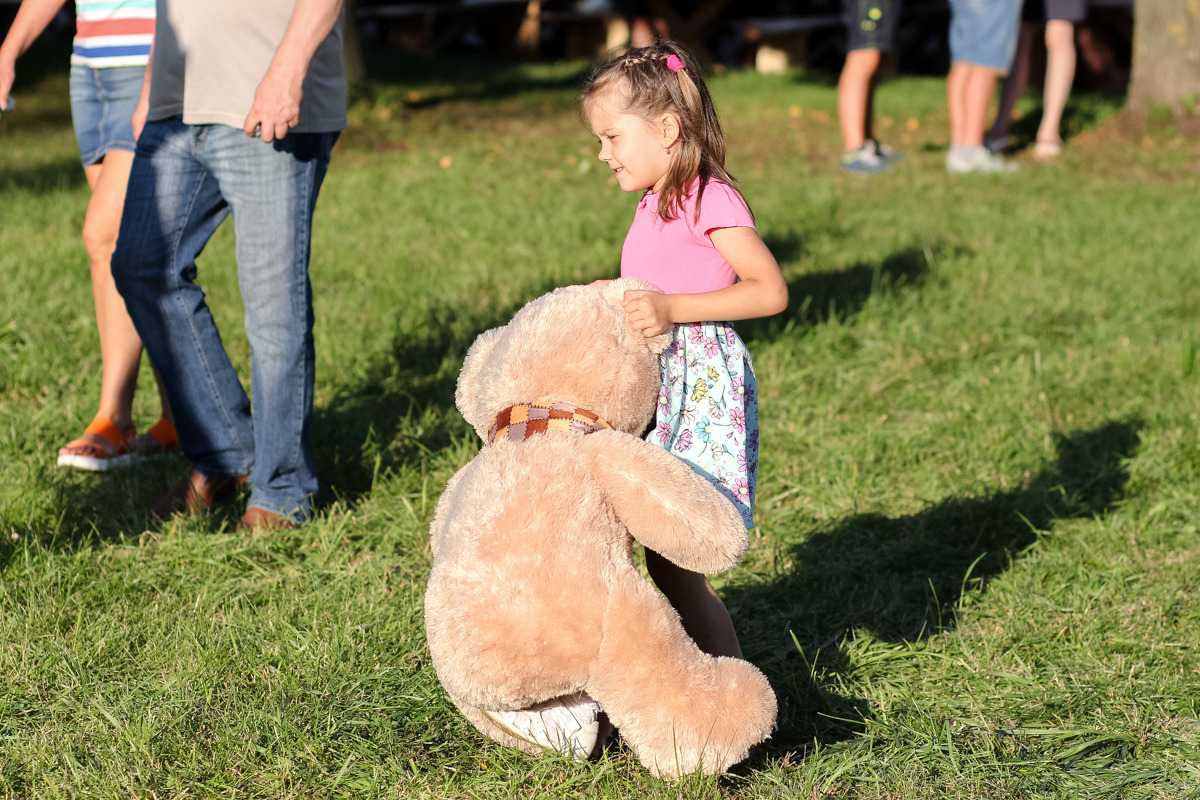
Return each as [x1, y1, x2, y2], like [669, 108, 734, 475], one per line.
[72, 0, 156, 69]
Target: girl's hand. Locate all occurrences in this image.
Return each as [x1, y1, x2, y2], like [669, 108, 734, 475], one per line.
[623, 290, 673, 337]
[589, 279, 613, 287]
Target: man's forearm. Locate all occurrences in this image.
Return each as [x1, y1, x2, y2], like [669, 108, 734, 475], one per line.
[267, 0, 344, 86]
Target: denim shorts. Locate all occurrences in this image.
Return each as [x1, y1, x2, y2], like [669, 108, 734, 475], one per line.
[69, 64, 144, 166]
[948, 0, 1023, 73]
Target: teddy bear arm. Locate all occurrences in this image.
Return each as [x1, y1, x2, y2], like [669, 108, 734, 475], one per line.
[427, 459, 481, 558]
[580, 432, 748, 574]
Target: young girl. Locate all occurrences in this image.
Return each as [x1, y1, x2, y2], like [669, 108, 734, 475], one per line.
[484, 41, 787, 763]
[583, 41, 788, 661]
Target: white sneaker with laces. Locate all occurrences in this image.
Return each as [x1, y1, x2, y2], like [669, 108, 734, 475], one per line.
[482, 692, 604, 762]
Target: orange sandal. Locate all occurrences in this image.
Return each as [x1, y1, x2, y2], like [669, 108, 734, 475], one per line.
[57, 415, 140, 471]
[133, 417, 180, 457]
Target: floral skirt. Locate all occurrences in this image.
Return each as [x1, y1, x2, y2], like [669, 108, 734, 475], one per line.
[648, 322, 758, 528]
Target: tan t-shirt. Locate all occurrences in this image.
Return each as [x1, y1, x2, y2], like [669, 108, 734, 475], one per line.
[148, 0, 347, 133]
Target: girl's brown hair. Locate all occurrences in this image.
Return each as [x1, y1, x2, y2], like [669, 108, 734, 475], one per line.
[580, 40, 745, 223]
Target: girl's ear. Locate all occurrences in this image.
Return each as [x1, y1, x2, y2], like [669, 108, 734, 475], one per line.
[659, 112, 680, 150]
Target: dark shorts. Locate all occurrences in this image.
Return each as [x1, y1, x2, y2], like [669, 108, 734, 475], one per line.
[68, 64, 144, 166]
[1023, 0, 1088, 23]
[844, 0, 904, 51]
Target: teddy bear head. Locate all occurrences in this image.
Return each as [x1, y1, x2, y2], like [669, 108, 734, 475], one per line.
[455, 279, 671, 442]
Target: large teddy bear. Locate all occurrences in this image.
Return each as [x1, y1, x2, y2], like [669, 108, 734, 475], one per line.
[424, 279, 777, 779]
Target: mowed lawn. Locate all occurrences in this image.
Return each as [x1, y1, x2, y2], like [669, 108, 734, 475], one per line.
[2, 42, 1200, 799]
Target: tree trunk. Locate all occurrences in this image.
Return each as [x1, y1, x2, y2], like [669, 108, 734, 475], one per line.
[1127, 0, 1200, 114]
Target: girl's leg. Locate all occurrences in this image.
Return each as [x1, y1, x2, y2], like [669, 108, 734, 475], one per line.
[645, 548, 743, 659]
[60, 150, 172, 458]
[1037, 20, 1076, 148]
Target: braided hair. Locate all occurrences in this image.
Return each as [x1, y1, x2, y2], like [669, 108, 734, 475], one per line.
[581, 40, 744, 223]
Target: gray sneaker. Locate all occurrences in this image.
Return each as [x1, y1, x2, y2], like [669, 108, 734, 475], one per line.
[946, 146, 1019, 174]
[841, 143, 889, 175]
[867, 138, 904, 162]
[482, 692, 604, 762]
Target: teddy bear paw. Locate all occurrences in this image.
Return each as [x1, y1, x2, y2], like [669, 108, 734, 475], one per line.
[482, 692, 611, 762]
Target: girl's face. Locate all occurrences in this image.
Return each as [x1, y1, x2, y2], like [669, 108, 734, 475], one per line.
[586, 89, 675, 194]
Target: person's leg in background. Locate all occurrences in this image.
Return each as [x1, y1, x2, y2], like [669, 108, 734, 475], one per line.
[985, 19, 1037, 152]
[1035, 16, 1078, 157]
[839, 47, 885, 170]
[946, 0, 1022, 173]
[205, 126, 337, 528]
[112, 118, 255, 517]
[58, 65, 175, 470]
[838, 0, 904, 174]
[947, 60, 970, 146]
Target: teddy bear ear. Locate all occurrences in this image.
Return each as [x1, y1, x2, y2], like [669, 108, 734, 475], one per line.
[455, 325, 505, 433]
[602, 278, 673, 355]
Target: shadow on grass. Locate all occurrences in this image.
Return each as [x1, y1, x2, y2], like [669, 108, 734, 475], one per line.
[729, 418, 1142, 761]
[739, 244, 938, 345]
[0, 159, 88, 194]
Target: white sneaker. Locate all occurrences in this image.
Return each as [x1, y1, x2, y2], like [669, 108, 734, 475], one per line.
[482, 692, 603, 762]
[946, 145, 1019, 174]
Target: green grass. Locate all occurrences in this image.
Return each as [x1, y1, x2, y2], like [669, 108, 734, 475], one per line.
[3, 43, 1200, 798]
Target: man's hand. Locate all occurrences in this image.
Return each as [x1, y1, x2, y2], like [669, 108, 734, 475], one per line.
[131, 95, 149, 141]
[242, 67, 302, 142]
[622, 289, 673, 338]
[131, 45, 153, 142]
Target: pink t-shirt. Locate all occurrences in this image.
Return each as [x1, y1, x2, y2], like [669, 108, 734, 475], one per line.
[620, 180, 755, 295]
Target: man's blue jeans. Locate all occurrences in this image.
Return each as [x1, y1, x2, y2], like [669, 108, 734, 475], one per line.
[113, 118, 337, 522]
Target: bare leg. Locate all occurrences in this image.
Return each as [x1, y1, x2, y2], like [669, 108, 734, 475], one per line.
[645, 548, 742, 659]
[960, 66, 999, 147]
[60, 151, 173, 458]
[947, 61, 971, 145]
[1037, 20, 1076, 149]
[986, 22, 1037, 144]
[838, 48, 881, 152]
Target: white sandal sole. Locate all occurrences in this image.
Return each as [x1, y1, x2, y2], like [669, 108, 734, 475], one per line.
[57, 451, 142, 471]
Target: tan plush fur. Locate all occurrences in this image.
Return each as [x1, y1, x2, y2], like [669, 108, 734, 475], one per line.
[425, 279, 777, 779]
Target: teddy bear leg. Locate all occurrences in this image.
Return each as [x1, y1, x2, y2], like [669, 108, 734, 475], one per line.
[589, 576, 777, 780]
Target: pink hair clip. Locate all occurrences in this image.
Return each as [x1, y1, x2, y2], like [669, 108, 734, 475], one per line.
[666, 54, 685, 73]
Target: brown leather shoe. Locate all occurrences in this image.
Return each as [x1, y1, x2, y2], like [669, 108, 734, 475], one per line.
[236, 506, 299, 533]
[150, 471, 241, 519]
